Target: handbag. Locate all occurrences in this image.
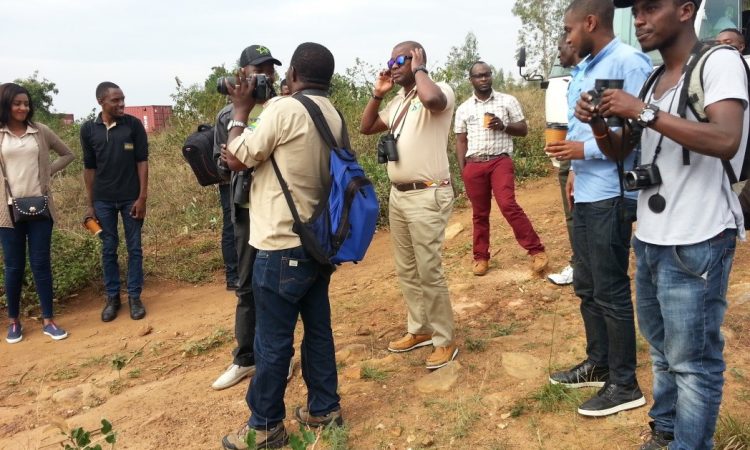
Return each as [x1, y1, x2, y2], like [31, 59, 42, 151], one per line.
[0, 133, 51, 223]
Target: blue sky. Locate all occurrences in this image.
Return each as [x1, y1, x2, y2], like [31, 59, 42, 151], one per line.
[0, 0, 522, 119]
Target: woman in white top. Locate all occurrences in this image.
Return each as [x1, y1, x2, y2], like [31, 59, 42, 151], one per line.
[0, 83, 74, 343]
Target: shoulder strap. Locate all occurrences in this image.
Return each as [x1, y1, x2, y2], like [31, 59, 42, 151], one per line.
[638, 65, 664, 101]
[390, 90, 415, 132]
[270, 154, 304, 226]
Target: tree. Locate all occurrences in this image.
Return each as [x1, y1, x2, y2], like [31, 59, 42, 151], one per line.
[433, 32, 482, 102]
[170, 65, 232, 125]
[14, 71, 59, 123]
[512, 0, 568, 78]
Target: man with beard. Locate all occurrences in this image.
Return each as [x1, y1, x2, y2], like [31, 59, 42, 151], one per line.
[545, 0, 651, 418]
[580, 0, 748, 447]
[359, 41, 458, 369]
[454, 61, 547, 277]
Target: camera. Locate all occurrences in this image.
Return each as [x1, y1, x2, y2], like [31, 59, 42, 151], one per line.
[624, 164, 662, 191]
[377, 134, 399, 163]
[587, 79, 624, 127]
[217, 74, 272, 100]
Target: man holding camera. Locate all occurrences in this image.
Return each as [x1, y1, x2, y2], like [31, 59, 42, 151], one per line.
[454, 61, 547, 277]
[545, 0, 651, 418]
[359, 41, 457, 370]
[580, 0, 748, 447]
[221, 42, 343, 449]
[210, 45, 280, 391]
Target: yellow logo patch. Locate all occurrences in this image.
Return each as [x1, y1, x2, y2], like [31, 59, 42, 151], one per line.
[124, 143, 134, 151]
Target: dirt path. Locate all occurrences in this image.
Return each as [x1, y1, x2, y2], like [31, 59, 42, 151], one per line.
[1, 174, 749, 450]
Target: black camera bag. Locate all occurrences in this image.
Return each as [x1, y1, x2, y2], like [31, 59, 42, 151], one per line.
[181, 124, 225, 186]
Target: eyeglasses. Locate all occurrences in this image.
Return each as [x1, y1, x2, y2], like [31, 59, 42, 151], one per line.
[470, 72, 492, 79]
[387, 55, 413, 69]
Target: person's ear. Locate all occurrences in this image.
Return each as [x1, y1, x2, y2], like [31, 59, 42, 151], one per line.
[585, 14, 598, 33]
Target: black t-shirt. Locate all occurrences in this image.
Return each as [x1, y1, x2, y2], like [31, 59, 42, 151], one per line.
[81, 113, 148, 202]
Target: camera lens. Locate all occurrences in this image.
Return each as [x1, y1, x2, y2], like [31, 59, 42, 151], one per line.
[216, 76, 237, 96]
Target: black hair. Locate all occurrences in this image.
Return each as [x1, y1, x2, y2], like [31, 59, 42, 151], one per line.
[468, 60, 490, 76]
[96, 81, 120, 100]
[394, 41, 427, 62]
[280, 78, 288, 86]
[566, 0, 614, 29]
[289, 43, 335, 87]
[0, 82, 34, 126]
[718, 28, 744, 39]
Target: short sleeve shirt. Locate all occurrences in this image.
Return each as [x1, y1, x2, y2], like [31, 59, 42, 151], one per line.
[378, 82, 455, 184]
[454, 91, 525, 157]
[635, 48, 749, 245]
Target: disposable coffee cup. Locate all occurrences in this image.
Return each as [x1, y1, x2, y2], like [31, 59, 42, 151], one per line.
[83, 216, 102, 236]
[483, 112, 494, 128]
[544, 125, 568, 145]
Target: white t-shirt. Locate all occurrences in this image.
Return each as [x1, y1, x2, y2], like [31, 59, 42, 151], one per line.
[635, 48, 748, 245]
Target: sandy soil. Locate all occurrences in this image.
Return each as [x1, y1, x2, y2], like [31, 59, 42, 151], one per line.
[1, 173, 748, 450]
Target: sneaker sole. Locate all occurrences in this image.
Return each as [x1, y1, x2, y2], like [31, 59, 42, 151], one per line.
[547, 276, 573, 286]
[577, 396, 647, 417]
[549, 377, 606, 388]
[6, 335, 23, 344]
[387, 339, 433, 353]
[425, 348, 459, 370]
[44, 331, 68, 341]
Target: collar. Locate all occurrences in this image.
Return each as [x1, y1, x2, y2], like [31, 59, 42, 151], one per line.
[584, 37, 620, 74]
[0, 124, 38, 135]
[472, 90, 496, 103]
[94, 112, 120, 129]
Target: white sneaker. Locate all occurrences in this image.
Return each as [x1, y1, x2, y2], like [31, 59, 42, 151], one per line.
[547, 265, 574, 286]
[211, 364, 255, 390]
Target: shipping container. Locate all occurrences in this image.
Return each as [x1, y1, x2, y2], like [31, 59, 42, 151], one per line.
[124, 105, 173, 133]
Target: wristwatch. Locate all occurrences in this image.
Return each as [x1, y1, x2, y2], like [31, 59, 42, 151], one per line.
[636, 104, 659, 128]
[412, 65, 428, 76]
[227, 119, 248, 131]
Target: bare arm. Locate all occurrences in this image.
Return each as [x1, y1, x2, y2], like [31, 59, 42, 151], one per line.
[84, 168, 96, 219]
[130, 161, 148, 219]
[503, 120, 528, 137]
[411, 48, 446, 112]
[360, 69, 393, 135]
[456, 133, 468, 172]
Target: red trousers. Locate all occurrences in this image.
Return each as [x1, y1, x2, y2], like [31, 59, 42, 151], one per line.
[462, 156, 544, 261]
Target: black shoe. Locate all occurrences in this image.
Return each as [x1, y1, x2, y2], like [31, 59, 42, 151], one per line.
[549, 359, 609, 388]
[128, 296, 146, 320]
[101, 294, 121, 322]
[639, 421, 674, 450]
[222, 422, 288, 449]
[226, 283, 238, 291]
[577, 382, 646, 417]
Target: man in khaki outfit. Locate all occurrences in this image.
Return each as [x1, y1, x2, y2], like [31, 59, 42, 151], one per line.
[360, 40, 457, 369]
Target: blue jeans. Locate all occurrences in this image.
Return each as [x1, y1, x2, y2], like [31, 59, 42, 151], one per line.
[94, 200, 144, 298]
[0, 218, 54, 319]
[246, 246, 339, 429]
[219, 183, 238, 287]
[634, 229, 736, 450]
[572, 197, 638, 385]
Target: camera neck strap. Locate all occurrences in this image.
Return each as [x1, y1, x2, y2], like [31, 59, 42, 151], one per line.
[390, 88, 416, 139]
[635, 70, 679, 169]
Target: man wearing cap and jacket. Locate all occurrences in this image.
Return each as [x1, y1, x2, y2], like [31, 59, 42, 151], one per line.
[211, 45, 282, 391]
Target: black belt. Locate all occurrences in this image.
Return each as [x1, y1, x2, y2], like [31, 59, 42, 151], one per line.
[466, 153, 508, 163]
[393, 179, 451, 192]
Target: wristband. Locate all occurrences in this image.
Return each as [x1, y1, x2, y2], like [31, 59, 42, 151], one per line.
[372, 93, 384, 101]
[412, 65, 428, 76]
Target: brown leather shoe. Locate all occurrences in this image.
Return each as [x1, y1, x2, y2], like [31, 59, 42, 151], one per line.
[426, 344, 459, 369]
[531, 252, 549, 274]
[294, 406, 343, 428]
[473, 260, 489, 276]
[221, 422, 288, 449]
[387, 333, 433, 353]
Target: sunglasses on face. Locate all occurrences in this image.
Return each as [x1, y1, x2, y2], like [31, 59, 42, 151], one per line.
[387, 55, 413, 69]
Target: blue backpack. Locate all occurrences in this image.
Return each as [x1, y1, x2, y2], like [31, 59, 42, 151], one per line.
[270, 93, 379, 267]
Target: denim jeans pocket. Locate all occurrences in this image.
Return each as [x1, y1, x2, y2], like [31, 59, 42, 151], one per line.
[672, 240, 711, 278]
[278, 252, 318, 302]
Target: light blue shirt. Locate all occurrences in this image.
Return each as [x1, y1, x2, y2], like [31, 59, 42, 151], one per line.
[567, 38, 652, 202]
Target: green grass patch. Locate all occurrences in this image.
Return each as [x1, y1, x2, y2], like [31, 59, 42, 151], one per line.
[715, 415, 750, 450]
[530, 383, 589, 413]
[182, 328, 233, 356]
[360, 365, 387, 382]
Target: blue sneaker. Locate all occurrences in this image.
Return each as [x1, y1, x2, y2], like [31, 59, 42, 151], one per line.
[6, 322, 23, 344]
[43, 322, 68, 341]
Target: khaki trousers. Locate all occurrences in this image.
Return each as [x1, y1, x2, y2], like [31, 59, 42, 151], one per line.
[389, 185, 454, 347]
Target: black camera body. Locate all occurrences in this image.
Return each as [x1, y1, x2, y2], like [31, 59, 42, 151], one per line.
[377, 134, 399, 163]
[587, 79, 624, 127]
[217, 74, 272, 100]
[624, 164, 662, 191]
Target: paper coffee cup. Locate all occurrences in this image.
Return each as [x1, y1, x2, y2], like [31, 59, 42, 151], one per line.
[483, 113, 494, 128]
[83, 216, 102, 236]
[545, 125, 568, 144]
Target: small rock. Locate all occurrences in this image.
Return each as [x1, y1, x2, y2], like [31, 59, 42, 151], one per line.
[482, 392, 510, 412]
[415, 361, 461, 393]
[498, 423, 509, 430]
[508, 299, 525, 308]
[389, 426, 402, 437]
[501, 412, 512, 420]
[502, 353, 544, 380]
[421, 436, 435, 447]
[137, 324, 153, 337]
[355, 325, 372, 336]
[375, 423, 385, 430]
[365, 354, 399, 370]
[406, 435, 416, 443]
[335, 344, 368, 364]
[342, 366, 362, 380]
[445, 223, 465, 240]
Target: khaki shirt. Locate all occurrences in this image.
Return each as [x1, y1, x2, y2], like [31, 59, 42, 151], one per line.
[1, 125, 42, 201]
[227, 95, 341, 251]
[378, 82, 455, 184]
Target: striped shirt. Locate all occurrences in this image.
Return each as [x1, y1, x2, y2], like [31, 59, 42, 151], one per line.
[454, 91, 525, 157]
